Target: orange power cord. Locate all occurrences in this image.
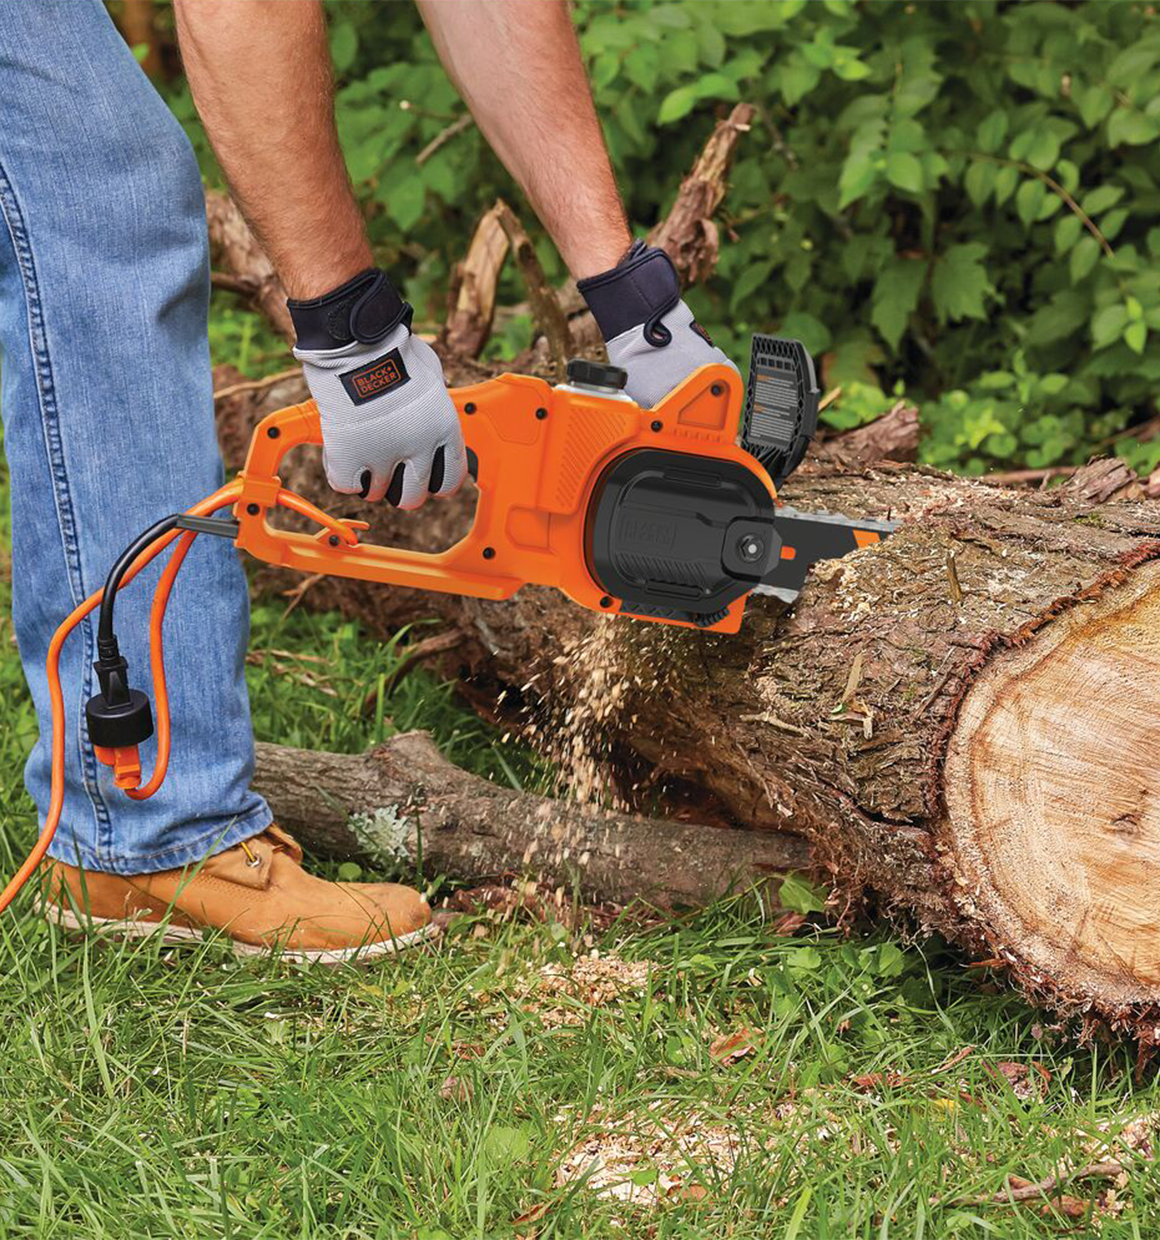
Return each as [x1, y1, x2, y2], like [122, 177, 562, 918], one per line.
[0, 481, 243, 915]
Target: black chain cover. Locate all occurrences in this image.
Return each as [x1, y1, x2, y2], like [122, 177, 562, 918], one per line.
[586, 449, 780, 627]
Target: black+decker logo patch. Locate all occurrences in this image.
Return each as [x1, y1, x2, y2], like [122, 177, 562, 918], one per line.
[339, 347, 410, 405]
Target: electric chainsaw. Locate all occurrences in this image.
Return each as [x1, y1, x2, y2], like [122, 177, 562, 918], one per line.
[231, 332, 893, 632]
[0, 335, 895, 912]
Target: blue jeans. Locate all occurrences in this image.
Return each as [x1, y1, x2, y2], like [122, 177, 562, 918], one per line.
[0, 1, 272, 873]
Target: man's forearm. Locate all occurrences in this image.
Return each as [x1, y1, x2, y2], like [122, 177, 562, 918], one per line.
[417, 0, 631, 280]
[174, 0, 370, 299]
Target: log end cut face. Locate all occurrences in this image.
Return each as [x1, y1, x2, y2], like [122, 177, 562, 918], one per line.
[945, 560, 1160, 1007]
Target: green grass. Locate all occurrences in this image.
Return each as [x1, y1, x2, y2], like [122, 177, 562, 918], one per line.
[2, 432, 1160, 1238]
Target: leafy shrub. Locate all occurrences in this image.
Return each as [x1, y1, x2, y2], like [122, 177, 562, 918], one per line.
[172, 0, 1160, 475]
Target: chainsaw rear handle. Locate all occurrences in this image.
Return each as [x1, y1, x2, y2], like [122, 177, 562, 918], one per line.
[232, 363, 768, 632]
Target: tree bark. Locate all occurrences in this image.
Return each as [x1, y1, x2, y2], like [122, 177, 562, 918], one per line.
[251, 733, 809, 909]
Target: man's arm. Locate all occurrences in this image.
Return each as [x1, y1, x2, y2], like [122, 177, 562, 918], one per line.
[416, 0, 631, 279]
[173, 0, 370, 299]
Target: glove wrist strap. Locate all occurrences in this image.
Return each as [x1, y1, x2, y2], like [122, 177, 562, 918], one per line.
[288, 267, 412, 351]
[577, 240, 681, 346]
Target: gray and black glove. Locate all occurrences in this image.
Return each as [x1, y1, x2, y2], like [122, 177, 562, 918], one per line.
[289, 269, 467, 508]
[578, 240, 737, 409]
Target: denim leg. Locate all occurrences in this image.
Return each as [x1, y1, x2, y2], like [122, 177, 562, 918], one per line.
[0, 0, 272, 872]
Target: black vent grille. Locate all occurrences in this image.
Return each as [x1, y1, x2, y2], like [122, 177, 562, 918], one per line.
[740, 335, 820, 488]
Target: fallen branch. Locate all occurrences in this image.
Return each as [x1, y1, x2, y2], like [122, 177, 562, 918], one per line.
[205, 189, 294, 344]
[252, 733, 810, 908]
[438, 204, 510, 358]
[648, 102, 756, 284]
[962, 1159, 1124, 1208]
[495, 198, 575, 377]
[814, 400, 920, 468]
[213, 366, 302, 402]
[359, 628, 468, 714]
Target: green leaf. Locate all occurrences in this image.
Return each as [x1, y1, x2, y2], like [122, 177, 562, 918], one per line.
[832, 54, 871, 81]
[657, 85, 697, 125]
[692, 71, 741, 102]
[780, 311, 832, 355]
[730, 260, 775, 314]
[1077, 83, 1114, 128]
[788, 946, 822, 971]
[330, 22, 359, 73]
[993, 165, 1019, 206]
[964, 161, 996, 208]
[838, 150, 878, 208]
[1027, 290, 1091, 344]
[780, 56, 821, 105]
[873, 942, 906, 978]
[697, 21, 726, 67]
[932, 243, 993, 322]
[1107, 45, 1159, 88]
[885, 151, 923, 193]
[1015, 178, 1046, 227]
[1069, 235, 1100, 282]
[1081, 185, 1125, 216]
[386, 175, 426, 232]
[872, 258, 926, 350]
[977, 110, 1009, 154]
[482, 1125, 532, 1164]
[1107, 108, 1160, 146]
[778, 874, 827, 916]
[1100, 207, 1129, 242]
[1092, 303, 1129, 349]
[336, 861, 363, 882]
[1054, 213, 1083, 254]
[1010, 128, 1059, 171]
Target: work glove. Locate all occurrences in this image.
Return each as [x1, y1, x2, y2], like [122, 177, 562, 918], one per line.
[578, 240, 737, 409]
[289, 269, 467, 508]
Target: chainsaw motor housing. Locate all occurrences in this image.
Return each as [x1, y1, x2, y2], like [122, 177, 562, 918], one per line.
[585, 448, 781, 628]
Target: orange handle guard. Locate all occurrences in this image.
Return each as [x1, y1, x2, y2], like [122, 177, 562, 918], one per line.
[233, 363, 775, 635]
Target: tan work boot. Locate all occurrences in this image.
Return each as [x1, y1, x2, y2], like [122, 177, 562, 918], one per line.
[41, 825, 433, 965]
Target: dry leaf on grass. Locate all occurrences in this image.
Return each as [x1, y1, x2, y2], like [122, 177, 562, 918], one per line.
[709, 1026, 761, 1065]
[438, 1075, 472, 1102]
[984, 1060, 1051, 1102]
[511, 1201, 549, 1239]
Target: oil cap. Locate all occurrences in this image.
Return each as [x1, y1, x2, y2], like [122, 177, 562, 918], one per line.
[565, 358, 628, 391]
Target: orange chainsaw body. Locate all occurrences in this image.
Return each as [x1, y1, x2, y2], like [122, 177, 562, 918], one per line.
[233, 362, 770, 634]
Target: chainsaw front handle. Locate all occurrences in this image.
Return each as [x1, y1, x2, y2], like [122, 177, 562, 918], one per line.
[232, 363, 765, 631]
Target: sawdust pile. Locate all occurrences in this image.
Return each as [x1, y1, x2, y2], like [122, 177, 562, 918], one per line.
[553, 1104, 755, 1208]
[524, 954, 656, 1028]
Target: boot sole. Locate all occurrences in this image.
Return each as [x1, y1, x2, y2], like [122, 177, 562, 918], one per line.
[46, 904, 437, 965]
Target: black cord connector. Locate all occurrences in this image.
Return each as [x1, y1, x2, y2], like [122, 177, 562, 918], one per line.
[86, 514, 185, 750]
[86, 634, 154, 748]
[86, 510, 239, 751]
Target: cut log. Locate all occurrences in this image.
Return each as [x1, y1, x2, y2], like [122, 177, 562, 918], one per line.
[225, 428, 1160, 1036]
[250, 733, 809, 909]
